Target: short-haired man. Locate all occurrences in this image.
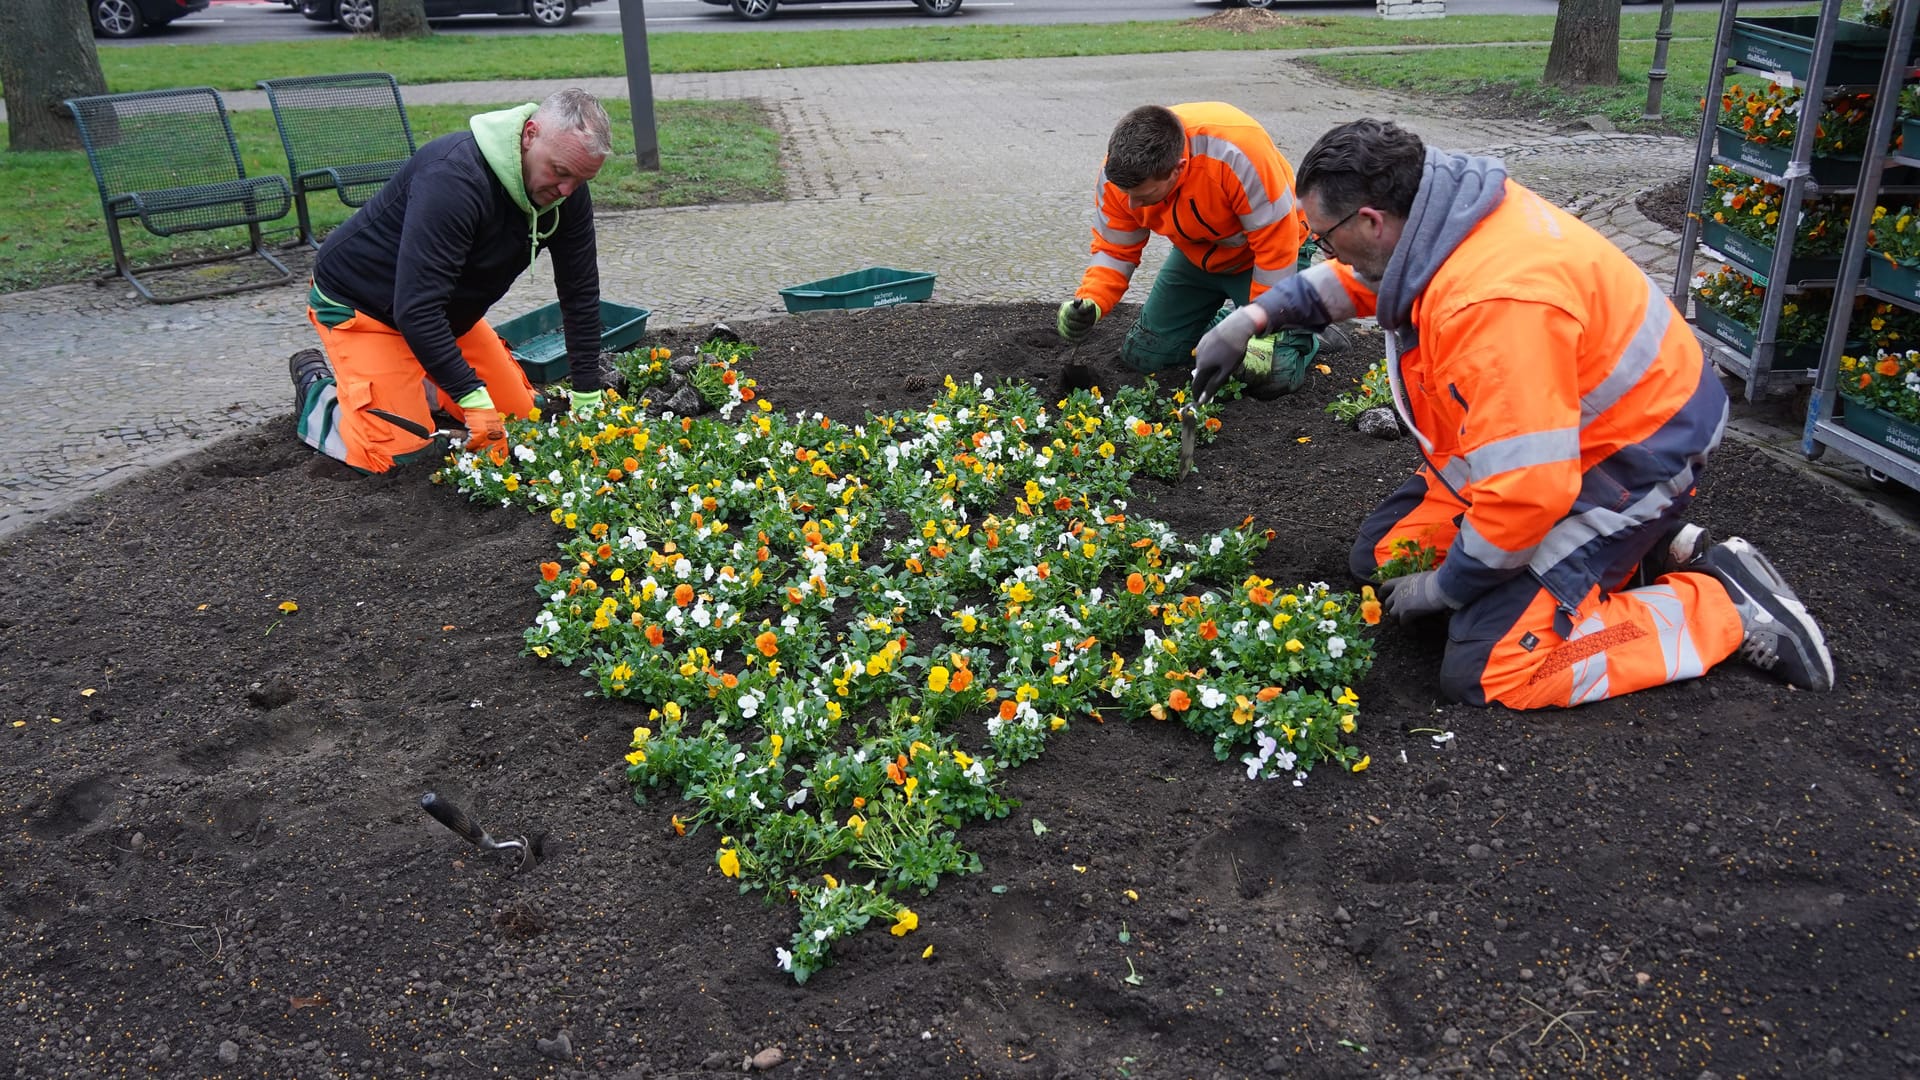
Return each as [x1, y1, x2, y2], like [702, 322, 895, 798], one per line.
[1058, 103, 1319, 396]
[290, 88, 613, 472]
[1194, 118, 1833, 708]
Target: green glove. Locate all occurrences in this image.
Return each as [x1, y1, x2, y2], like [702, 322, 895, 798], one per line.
[1240, 332, 1317, 397]
[1057, 299, 1101, 342]
[570, 389, 605, 414]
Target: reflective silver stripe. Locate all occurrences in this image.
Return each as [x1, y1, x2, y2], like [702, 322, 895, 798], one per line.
[1241, 187, 1296, 232]
[1096, 221, 1151, 246]
[1305, 264, 1359, 324]
[1090, 252, 1137, 277]
[1181, 133, 1298, 232]
[1215, 234, 1247, 249]
[1252, 264, 1296, 288]
[1188, 134, 1273, 228]
[1582, 274, 1671, 425]
[1461, 427, 1580, 483]
[1530, 461, 1698, 573]
[1456, 517, 1536, 570]
[1630, 582, 1707, 682]
[1438, 457, 1472, 492]
[1567, 610, 1610, 705]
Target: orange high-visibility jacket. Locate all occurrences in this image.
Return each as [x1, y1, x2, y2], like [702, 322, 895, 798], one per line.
[1313, 180, 1724, 613]
[1074, 102, 1307, 314]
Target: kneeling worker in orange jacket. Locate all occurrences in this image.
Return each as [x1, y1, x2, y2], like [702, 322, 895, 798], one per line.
[1058, 102, 1320, 396]
[1194, 119, 1834, 709]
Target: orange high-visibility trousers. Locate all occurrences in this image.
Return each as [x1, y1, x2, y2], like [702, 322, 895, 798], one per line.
[302, 307, 534, 474]
[1352, 468, 1746, 710]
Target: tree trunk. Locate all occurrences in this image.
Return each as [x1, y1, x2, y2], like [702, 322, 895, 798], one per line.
[379, 0, 432, 38]
[1544, 0, 1621, 88]
[0, 0, 110, 152]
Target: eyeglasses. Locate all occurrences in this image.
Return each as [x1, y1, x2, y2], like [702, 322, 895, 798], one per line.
[1308, 207, 1361, 261]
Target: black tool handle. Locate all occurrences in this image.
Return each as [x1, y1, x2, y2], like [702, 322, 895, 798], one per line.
[420, 792, 489, 848]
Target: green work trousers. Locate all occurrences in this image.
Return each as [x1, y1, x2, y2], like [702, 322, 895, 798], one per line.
[1119, 245, 1319, 376]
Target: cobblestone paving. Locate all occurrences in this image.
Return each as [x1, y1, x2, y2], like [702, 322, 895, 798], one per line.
[0, 51, 1690, 537]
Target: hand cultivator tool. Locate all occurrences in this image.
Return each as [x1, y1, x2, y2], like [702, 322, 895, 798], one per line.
[1176, 386, 1213, 482]
[1059, 338, 1097, 393]
[369, 408, 466, 442]
[420, 792, 546, 874]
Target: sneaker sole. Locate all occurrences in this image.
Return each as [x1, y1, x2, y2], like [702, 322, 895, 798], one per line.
[1721, 539, 1834, 689]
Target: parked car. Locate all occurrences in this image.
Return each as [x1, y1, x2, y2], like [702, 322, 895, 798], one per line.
[299, 0, 596, 32]
[699, 0, 960, 21]
[90, 0, 208, 38]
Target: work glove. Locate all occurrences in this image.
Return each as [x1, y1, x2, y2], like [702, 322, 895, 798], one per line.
[1192, 304, 1265, 401]
[1377, 569, 1460, 625]
[569, 388, 605, 414]
[456, 387, 509, 460]
[1057, 299, 1101, 343]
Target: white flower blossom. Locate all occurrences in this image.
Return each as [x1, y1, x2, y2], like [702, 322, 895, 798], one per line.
[1328, 636, 1347, 659]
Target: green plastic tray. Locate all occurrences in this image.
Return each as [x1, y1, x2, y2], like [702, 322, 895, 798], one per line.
[496, 300, 650, 384]
[1728, 17, 1894, 84]
[1838, 398, 1920, 460]
[779, 267, 935, 313]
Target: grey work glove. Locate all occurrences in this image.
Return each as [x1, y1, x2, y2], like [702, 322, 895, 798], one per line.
[1377, 569, 1460, 625]
[1192, 304, 1265, 401]
[1057, 299, 1101, 342]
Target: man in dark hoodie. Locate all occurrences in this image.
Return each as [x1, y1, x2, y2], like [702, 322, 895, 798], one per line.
[289, 88, 611, 473]
[1192, 118, 1833, 709]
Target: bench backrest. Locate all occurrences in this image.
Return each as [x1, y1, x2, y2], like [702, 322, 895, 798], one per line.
[258, 72, 417, 181]
[64, 87, 249, 207]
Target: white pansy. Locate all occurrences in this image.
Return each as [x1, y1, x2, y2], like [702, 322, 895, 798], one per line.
[1199, 685, 1227, 710]
[775, 947, 794, 971]
[748, 791, 765, 810]
[1328, 636, 1347, 659]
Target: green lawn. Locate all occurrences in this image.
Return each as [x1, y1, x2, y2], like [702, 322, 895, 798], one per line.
[0, 98, 779, 294]
[2, 6, 1837, 292]
[1307, 35, 1723, 131]
[75, 13, 1739, 93]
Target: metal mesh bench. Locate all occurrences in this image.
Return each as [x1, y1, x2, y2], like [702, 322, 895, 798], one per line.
[64, 87, 295, 304]
[257, 73, 418, 248]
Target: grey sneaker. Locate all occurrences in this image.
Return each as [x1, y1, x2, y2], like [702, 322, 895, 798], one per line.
[1700, 537, 1834, 692]
[289, 348, 332, 414]
[1639, 522, 1712, 583]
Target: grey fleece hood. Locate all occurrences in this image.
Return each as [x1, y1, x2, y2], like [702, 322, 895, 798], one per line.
[1372, 146, 1508, 331]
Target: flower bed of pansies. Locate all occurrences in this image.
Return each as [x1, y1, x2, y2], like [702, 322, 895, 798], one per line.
[438, 341, 1378, 983]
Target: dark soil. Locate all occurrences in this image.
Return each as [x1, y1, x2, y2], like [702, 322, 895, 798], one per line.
[4, 301, 1918, 1080]
[1637, 176, 1691, 234]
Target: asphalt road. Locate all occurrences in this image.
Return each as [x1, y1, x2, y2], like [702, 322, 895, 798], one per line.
[108, 0, 1781, 45]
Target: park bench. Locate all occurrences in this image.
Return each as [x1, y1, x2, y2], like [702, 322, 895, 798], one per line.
[257, 72, 418, 249]
[64, 87, 295, 305]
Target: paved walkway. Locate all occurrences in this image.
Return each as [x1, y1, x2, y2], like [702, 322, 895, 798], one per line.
[0, 50, 1702, 537]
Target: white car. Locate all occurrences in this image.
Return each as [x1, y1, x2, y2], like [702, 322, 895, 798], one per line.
[699, 0, 960, 21]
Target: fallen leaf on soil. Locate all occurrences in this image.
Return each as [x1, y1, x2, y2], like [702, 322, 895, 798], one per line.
[288, 994, 328, 1010]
